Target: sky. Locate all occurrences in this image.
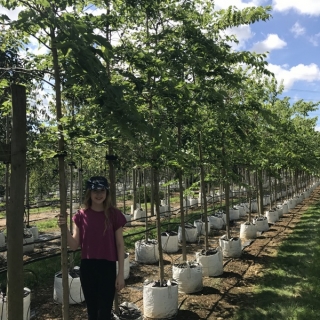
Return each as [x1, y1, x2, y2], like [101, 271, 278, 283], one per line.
[1, 0, 320, 128]
[215, 0, 320, 129]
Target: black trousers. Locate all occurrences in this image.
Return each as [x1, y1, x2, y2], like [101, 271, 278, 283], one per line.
[80, 259, 116, 320]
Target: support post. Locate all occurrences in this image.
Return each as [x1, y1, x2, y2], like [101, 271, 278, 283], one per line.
[7, 84, 27, 320]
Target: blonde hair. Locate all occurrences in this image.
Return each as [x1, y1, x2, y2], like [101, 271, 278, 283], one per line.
[83, 189, 113, 234]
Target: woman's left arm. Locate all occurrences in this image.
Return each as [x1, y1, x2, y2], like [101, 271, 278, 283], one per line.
[115, 227, 125, 291]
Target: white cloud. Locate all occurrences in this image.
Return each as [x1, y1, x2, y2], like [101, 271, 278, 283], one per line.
[308, 33, 320, 47]
[83, 7, 107, 16]
[290, 22, 305, 37]
[223, 25, 255, 50]
[267, 63, 320, 90]
[251, 34, 287, 54]
[0, 6, 23, 21]
[272, 0, 320, 15]
[213, 0, 268, 10]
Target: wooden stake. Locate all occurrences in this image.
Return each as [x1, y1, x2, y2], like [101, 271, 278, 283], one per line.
[7, 84, 27, 320]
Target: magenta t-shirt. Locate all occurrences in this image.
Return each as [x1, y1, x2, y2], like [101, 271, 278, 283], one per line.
[73, 207, 126, 261]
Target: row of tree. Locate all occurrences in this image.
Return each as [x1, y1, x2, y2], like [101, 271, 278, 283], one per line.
[1, 1, 320, 319]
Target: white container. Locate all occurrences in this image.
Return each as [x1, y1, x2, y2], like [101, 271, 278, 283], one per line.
[235, 205, 246, 217]
[282, 203, 289, 214]
[0, 287, 31, 320]
[172, 262, 203, 294]
[287, 198, 296, 210]
[240, 222, 257, 239]
[23, 233, 34, 254]
[195, 248, 223, 277]
[123, 213, 131, 227]
[143, 280, 178, 319]
[183, 199, 190, 209]
[251, 201, 258, 212]
[276, 205, 284, 217]
[133, 208, 146, 222]
[208, 214, 224, 230]
[135, 239, 159, 264]
[178, 225, 198, 243]
[131, 204, 141, 214]
[116, 252, 130, 280]
[229, 208, 240, 220]
[241, 203, 250, 213]
[193, 219, 211, 236]
[189, 198, 198, 207]
[265, 210, 279, 223]
[26, 226, 39, 240]
[263, 195, 270, 206]
[219, 235, 242, 258]
[161, 231, 179, 253]
[253, 216, 269, 232]
[53, 268, 85, 304]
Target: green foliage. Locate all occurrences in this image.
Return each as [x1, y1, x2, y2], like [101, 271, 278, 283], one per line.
[136, 186, 164, 203]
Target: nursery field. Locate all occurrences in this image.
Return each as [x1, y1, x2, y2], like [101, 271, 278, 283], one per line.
[20, 187, 320, 320]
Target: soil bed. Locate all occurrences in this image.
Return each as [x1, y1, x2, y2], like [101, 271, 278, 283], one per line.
[23, 189, 320, 319]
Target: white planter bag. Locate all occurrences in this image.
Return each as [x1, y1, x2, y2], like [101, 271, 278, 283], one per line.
[123, 213, 131, 227]
[195, 248, 223, 277]
[183, 199, 190, 209]
[287, 198, 296, 210]
[263, 195, 270, 206]
[250, 201, 258, 212]
[117, 252, 130, 280]
[133, 208, 146, 222]
[119, 302, 142, 320]
[253, 216, 269, 232]
[235, 205, 246, 217]
[189, 198, 198, 207]
[0, 287, 31, 320]
[265, 210, 279, 223]
[158, 205, 168, 216]
[193, 219, 211, 236]
[276, 205, 284, 217]
[53, 268, 85, 304]
[282, 203, 289, 214]
[135, 239, 159, 264]
[208, 214, 224, 230]
[240, 222, 257, 240]
[143, 280, 178, 319]
[172, 262, 203, 294]
[0, 232, 5, 247]
[26, 226, 39, 240]
[23, 232, 34, 254]
[161, 231, 179, 253]
[131, 204, 141, 214]
[178, 224, 198, 243]
[241, 203, 250, 214]
[160, 199, 167, 206]
[229, 208, 240, 221]
[219, 235, 242, 258]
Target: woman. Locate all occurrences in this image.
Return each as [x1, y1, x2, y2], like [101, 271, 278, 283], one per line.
[58, 176, 126, 320]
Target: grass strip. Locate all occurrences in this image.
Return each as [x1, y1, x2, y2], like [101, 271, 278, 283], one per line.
[232, 202, 320, 320]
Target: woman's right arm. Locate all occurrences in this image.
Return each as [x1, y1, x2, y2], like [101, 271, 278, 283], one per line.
[58, 215, 80, 251]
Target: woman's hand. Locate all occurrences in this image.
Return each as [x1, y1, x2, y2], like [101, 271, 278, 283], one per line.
[57, 214, 67, 228]
[115, 274, 125, 292]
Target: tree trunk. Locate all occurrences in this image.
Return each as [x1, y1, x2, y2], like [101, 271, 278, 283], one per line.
[7, 84, 27, 320]
[153, 167, 164, 285]
[258, 170, 264, 217]
[198, 133, 208, 250]
[52, 30, 69, 319]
